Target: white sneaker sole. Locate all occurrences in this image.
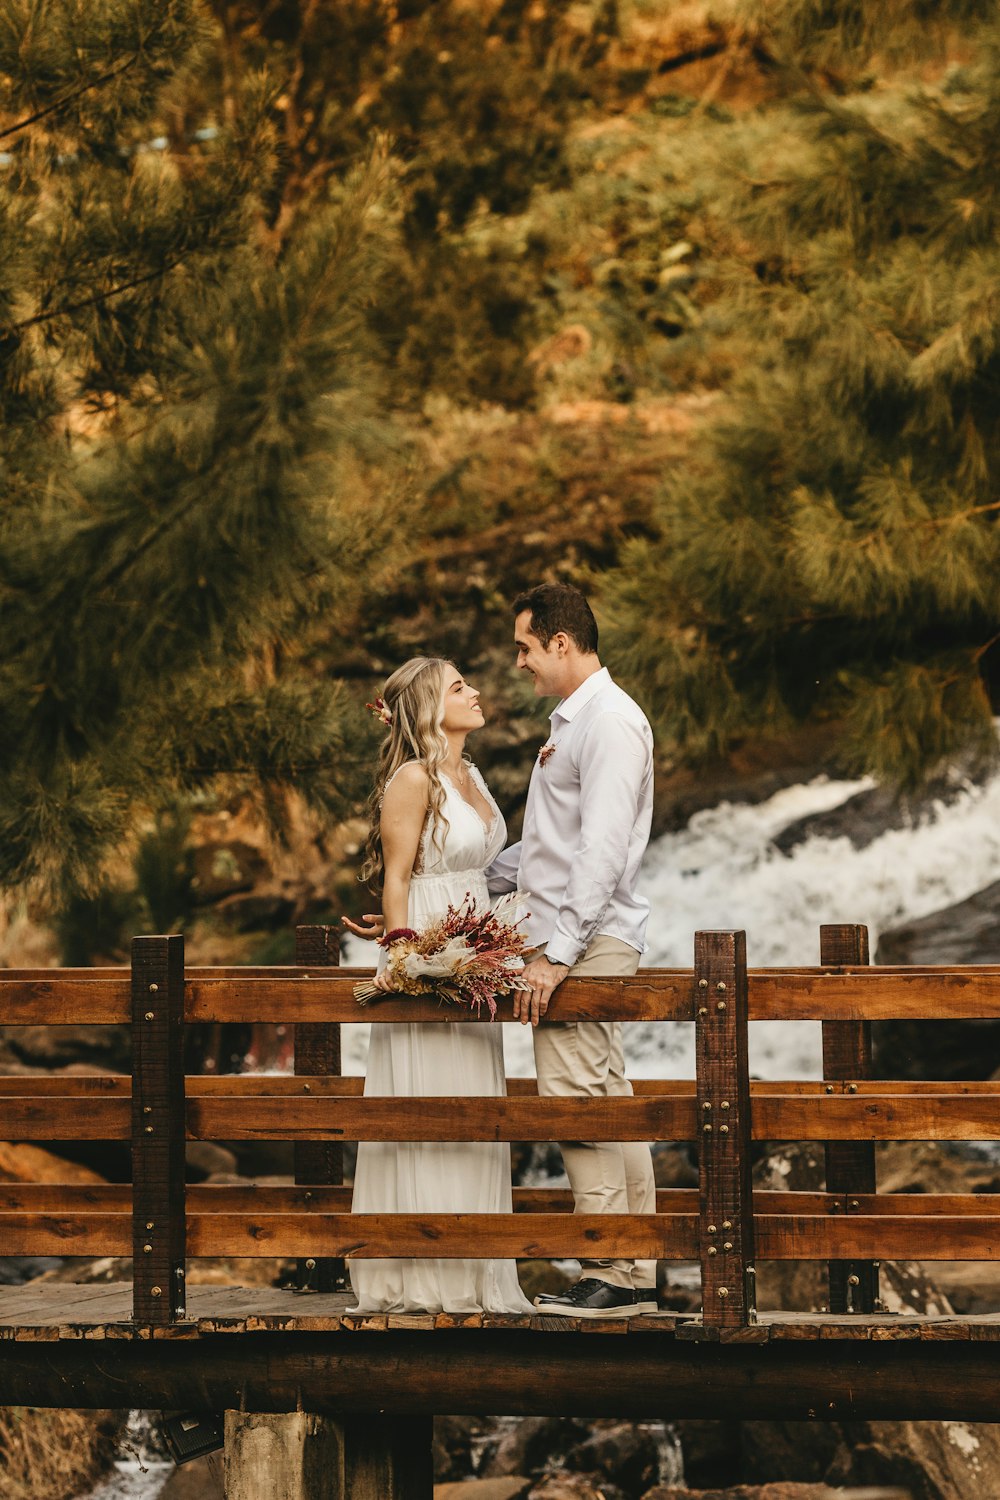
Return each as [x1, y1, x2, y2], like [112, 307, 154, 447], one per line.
[533, 1299, 637, 1319]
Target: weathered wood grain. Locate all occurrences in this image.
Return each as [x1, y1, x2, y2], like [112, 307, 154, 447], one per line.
[183, 973, 696, 1023]
[185, 1093, 697, 1141]
[7, 966, 1000, 1025]
[821, 924, 878, 1315]
[695, 930, 755, 1330]
[0, 1097, 131, 1138]
[0, 1183, 853, 1216]
[293, 924, 344, 1293]
[756, 1215, 1000, 1260]
[748, 970, 1000, 1020]
[0, 1213, 131, 1256]
[131, 935, 186, 1324]
[182, 1212, 696, 1260]
[751, 1094, 1000, 1140]
[12, 1087, 1000, 1144]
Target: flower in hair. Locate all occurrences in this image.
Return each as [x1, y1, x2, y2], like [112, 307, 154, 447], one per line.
[366, 696, 392, 728]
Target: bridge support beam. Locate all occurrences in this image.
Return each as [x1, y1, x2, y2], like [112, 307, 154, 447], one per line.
[224, 1411, 432, 1500]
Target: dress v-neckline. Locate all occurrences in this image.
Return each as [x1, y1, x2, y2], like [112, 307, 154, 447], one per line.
[442, 770, 499, 835]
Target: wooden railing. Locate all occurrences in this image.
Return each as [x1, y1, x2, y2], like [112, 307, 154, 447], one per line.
[3, 924, 1000, 1331]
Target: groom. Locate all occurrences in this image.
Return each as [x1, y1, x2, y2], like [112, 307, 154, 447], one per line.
[487, 583, 658, 1317]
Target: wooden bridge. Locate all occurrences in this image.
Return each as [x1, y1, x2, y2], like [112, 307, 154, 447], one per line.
[3, 923, 1000, 1497]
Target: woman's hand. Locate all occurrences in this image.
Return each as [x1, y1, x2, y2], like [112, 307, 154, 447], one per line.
[341, 913, 385, 941]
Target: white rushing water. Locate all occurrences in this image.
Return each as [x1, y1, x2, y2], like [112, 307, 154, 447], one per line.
[342, 766, 1000, 1082]
[82, 1413, 173, 1500]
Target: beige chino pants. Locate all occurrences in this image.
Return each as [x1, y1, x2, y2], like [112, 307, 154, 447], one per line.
[532, 934, 657, 1291]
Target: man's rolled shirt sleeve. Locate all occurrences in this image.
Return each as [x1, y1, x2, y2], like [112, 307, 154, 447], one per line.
[543, 714, 647, 968]
[486, 840, 522, 896]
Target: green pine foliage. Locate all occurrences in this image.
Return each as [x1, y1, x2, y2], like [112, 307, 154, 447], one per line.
[605, 3, 1000, 788]
[0, 0, 398, 897]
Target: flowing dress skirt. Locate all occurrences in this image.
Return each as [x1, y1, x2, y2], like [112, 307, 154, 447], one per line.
[349, 867, 532, 1314]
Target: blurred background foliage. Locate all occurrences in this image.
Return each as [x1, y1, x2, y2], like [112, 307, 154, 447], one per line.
[1, 0, 999, 959]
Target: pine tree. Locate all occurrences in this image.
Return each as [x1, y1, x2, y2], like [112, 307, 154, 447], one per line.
[209, 0, 616, 405]
[0, 0, 396, 897]
[605, 2, 1000, 788]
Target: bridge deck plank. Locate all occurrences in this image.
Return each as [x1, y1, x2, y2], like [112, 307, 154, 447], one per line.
[2, 1284, 1000, 1342]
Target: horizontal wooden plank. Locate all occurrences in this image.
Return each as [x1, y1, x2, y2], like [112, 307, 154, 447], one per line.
[0, 1212, 695, 1260]
[753, 1095, 1000, 1141]
[185, 1212, 696, 1259]
[0, 1097, 130, 1140]
[1, 1075, 881, 1099]
[748, 971, 1000, 1021]
[186, 1094, 696, 1142]
[11, 1088, 1000, 1144]
[5, 965, 1000, 1025]
[7, 1209, 1000, 1265]
[0, 1076, 131, 1096]
[757, 1215, 1000, 1260]
[184, 974, 696, 1024]
[838, 1193, 1000, 1216]
[0, 1184, 848, 1218]
[0, 980, 130, 1025]
[0, 1214, 131, 1257]
[0, 1185, 135, 1212]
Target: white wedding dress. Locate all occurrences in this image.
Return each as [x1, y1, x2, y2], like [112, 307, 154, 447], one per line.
[349, 763, 533, 1314]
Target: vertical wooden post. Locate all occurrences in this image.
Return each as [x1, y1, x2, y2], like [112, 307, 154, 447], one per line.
[131, 934, 186, 1325]
[694, 930, 756, 1331]
[224, 1413, 433, 1500]
[821, 922, 878, 1314]
[294, 924, 344, 1292]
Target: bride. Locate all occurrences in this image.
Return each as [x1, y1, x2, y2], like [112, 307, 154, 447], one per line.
[347, 656, 532, 1314]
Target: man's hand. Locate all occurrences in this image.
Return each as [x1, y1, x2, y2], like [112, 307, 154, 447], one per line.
[515, 956, 570, 1027]
[341, 913, 385, 941]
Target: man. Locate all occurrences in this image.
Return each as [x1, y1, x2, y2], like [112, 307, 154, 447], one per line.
[487, 582, 658, 1318]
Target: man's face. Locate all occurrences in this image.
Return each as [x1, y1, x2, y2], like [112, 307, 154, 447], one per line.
[514, 610, 564, 697]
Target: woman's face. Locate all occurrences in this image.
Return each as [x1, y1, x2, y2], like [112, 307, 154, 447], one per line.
[440, 664, 485, 735]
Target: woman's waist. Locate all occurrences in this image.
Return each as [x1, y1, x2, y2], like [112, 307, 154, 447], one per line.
[411, 866, 488, 883]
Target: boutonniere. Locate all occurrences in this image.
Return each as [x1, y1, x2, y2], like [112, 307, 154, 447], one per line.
[538, 742, 556, 767]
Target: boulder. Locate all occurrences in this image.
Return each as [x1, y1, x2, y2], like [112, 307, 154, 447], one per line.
[652, 1143, 698, 1188]
[641, 1488, 912, 1499]
[158, 1452, 224, 1498]
[515, 1259, 574, 1302]
[773, 775, 974, 856]
[433, 1415, 480, 1482]
[527, 1477, 628, 1500]
[4, 1024, 130, 1071]
[740, 1419, 1000, 1500]
[563, 1420, 665, 1494]
[876, 879, 1000, 966]
[435, 1483, 532, 1500]
[0, 1140, 105, 1184]
[480, 1418, 592, 1480]
[672, 1419, 743, 1489]
[873, 880, 1000, 1081]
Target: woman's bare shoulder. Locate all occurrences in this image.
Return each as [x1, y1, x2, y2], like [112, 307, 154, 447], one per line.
[381, 761, 430, 812]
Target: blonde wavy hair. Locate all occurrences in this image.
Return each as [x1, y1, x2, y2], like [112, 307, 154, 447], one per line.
[360, 656, 453, 893]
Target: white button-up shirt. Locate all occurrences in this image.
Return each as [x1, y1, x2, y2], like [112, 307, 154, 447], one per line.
[488, 666, 653, 966]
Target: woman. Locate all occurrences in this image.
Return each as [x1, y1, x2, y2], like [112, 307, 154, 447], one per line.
[347, 656, 531, 1314]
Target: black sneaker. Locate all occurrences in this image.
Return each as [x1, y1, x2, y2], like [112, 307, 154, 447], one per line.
[533, 1278, 647, 1319]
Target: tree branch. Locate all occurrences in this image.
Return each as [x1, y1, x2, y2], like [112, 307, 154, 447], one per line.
[0, 53, 140, 143]
[3, 255, 185, 337]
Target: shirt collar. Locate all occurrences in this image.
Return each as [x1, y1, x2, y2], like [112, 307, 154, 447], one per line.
[551, 665, 611, 723]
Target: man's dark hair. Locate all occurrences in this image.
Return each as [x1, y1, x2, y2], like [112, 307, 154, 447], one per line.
[512, 583, 599, 654]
